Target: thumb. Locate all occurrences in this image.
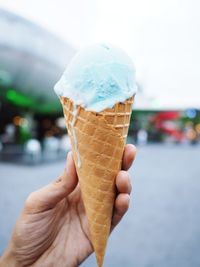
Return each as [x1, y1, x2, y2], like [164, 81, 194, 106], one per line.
[25, 152, 78, 213]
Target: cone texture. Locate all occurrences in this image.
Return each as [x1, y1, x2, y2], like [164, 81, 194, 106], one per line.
[60, 96, 134, 267]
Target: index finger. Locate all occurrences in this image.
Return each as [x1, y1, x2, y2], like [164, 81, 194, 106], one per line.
[122, 144, 137, 171]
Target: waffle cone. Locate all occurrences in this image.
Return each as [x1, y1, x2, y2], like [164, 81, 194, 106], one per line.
[60, 96, 134, 267]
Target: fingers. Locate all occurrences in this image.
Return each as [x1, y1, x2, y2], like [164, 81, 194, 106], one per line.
[111, 194, 130, 230]
[25, 152, 78, 213]
[111, 152, 134, 230]
[116, 171, 132, 194]
[122, 144, 137, 171]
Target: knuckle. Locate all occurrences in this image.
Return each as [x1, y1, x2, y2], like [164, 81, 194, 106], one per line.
[25, 192, 36, 209]
[118, 170, 127, 179]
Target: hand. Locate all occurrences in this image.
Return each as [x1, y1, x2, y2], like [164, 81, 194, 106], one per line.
[0, 144, 136, 267]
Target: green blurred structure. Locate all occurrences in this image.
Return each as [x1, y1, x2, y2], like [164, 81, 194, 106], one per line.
[0, 8, 75, 115]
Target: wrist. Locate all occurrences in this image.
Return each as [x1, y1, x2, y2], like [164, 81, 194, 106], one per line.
[0, 247, 17, 267]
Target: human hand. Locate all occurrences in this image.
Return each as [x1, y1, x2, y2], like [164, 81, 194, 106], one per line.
[0, 144, 136, 267]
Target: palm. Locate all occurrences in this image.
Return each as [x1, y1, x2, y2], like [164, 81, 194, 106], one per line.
[13, 185, 92, 267]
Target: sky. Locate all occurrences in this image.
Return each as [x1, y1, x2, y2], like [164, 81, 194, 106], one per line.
[0, 0, 199, 109]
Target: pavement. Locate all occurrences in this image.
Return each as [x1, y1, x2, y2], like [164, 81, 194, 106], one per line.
[0, 144, 200, 267]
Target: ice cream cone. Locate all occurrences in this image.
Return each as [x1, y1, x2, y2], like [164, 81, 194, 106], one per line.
[60, 96, 134, 267]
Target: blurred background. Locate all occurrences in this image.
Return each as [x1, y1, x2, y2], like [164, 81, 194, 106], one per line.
[0, 0, 200, 266]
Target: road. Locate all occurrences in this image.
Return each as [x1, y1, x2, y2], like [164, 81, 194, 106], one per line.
[1, 144, 200, 267]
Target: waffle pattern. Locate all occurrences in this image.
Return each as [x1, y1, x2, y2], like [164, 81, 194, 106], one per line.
[100, 98, 133, 141]
[60, 96, 133, 267]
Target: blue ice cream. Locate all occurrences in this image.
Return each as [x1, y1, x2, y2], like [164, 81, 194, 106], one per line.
[54, 44, 137, 112]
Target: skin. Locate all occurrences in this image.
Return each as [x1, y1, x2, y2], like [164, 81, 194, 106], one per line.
[0, 144, 136, 267]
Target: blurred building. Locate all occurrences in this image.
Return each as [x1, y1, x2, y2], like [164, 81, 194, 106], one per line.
[0, 8, 76, 161]
[0, 8, 75, 110]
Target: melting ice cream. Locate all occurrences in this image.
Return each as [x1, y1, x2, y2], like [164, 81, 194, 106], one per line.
[54, 43, 137, 112]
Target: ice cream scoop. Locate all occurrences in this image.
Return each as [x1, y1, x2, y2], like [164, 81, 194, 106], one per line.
[54, 43, 137, 112]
